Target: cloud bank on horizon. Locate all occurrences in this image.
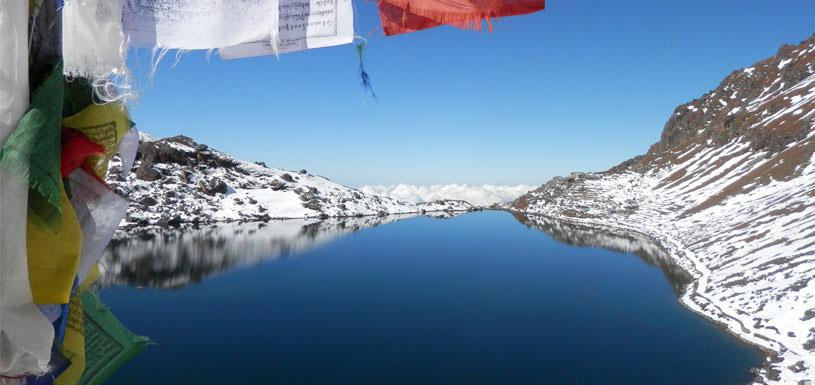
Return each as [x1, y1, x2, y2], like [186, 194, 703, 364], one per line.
[359, 184, 536, 206]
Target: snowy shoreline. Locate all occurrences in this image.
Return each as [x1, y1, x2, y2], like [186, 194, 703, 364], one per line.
[116, 207, 480, 233]
[108, 203, 797, 381]
[505, 207, 802, 383]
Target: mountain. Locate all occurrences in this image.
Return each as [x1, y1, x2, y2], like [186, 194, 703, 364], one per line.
[510, 34, 815, 384]
[107, 135, 476, 230]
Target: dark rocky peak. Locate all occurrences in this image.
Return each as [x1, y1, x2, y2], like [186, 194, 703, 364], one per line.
[138, 138, 195, 167]
[630, 33, 815, 172]
[164, 135, 198, 148]
[136, 135, 239, 177]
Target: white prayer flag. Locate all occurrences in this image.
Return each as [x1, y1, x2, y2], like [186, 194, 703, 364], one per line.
[124, 0, 280, 49]
[219, 0, 354, 59]
[118, 128, 140, 178]
[122, 0, 352, 56]
[68, 170, 130, 283]
[0, 0, 55, 376]
[63, 0, 126, 78]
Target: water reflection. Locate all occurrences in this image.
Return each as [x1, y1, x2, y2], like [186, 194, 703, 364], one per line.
[102, 211, 692, 295]
[511, 213, 693, 295]
[100, 214, 446, 289]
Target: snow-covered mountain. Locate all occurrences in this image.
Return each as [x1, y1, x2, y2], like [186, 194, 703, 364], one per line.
[510, 34, 815, 384]
[359, 184, 535, 206]
[107, 135, 476, 230]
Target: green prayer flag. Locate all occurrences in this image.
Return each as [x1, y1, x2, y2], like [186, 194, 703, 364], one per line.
[78, 291, 149, 385]
[0, 61, 64, 228]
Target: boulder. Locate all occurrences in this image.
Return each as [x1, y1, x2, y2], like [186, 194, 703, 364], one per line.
[788, 361, 806, 373]
[135, 164, 162, 181]
[197, 178, 228, 196]
[269, 180, 285, 191]
[304, 199, 321, 211]
[157, 215, 182, 228]
[140, 196, 158, 206]
[209, 178, 228, 194]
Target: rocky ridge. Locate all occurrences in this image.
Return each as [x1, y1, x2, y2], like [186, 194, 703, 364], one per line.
[511, 34, 815, 384]
[107, 134, 476, 230]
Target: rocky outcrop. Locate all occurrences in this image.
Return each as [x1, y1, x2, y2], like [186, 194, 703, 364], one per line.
[510, 34, 815, 384]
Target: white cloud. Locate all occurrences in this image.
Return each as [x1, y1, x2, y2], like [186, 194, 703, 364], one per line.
[359, 184, 536, 206]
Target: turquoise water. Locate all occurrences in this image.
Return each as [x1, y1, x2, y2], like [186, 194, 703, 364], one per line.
[100, 211, 761, 384]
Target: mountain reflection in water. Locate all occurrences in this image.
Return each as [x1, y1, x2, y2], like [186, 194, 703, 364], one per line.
[102, 211, 691, 295]
[100, 213, 454, 289]
[511, 213, 693, 295]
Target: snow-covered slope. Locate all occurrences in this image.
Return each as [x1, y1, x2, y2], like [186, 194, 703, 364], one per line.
[511, 34, 815, 384]
[107, 135, 476, 230]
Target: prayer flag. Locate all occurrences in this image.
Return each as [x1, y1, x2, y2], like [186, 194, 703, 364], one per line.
[377, 0, 545, 36]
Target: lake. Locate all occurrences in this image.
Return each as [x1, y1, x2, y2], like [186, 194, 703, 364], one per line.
[99, 211, 762, 385]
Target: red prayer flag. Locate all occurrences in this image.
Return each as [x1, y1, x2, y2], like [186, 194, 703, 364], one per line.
[61, 128, 105, 178]
[377, 0, 545, 36]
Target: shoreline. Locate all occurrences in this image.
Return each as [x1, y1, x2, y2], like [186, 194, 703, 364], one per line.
[116, 206, 783, 358]
[116, 207, 483, 233]
[118, 206, 789, 360]
[111, 207, 804, 382]
[502, 208, 788, 383]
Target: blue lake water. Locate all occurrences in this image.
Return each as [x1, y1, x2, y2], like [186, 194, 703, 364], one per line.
[100, 211, 761, 384]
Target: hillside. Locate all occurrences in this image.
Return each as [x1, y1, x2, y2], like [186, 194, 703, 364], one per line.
[510, 34, 815, 384]
[107, 134, 476, 230]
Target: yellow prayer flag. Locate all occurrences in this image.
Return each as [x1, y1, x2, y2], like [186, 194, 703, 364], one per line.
[54, 294, 86, 385]
[27, 181, 83, 304]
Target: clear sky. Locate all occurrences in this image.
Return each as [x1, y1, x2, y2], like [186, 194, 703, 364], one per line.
[126, 0, 815, 187]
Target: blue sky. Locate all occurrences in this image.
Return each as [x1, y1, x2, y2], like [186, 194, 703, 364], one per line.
[127, 0, 815, 187]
